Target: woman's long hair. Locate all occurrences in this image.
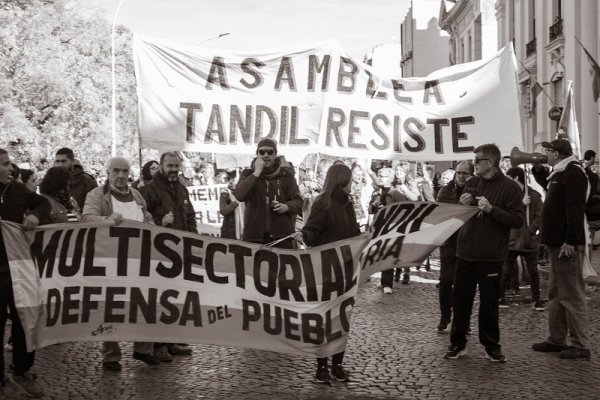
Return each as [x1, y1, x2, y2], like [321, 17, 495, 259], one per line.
[141, 160, 158, 182]
[40, 166, 73, 210]
[317, 164, 352, 209]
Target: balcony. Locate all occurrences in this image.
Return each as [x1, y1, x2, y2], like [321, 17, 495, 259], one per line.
[549, 18, 563, 42]
[526, 38, 536, 57]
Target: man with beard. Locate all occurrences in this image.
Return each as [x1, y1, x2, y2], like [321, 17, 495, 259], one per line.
[54, 148, 98, 209]
[141, 152, 196, 361]
[234, 138, 303, 248]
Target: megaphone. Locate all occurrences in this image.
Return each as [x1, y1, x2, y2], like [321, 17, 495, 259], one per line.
[510, 147, 548, 167]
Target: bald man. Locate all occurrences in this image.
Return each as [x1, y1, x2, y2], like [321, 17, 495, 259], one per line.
[81, 157, 158, 372]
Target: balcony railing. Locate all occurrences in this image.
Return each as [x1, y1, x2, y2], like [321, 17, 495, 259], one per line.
[526, 38, 536, 57]
[549, 18, 563, 42]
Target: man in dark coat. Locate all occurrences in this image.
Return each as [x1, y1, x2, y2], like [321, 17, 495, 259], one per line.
[54, 147, 97, 209]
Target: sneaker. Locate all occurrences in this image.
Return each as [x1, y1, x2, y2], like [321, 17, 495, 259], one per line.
[102, 361, 122, 372]
[133, 352, 161, 366]
[401, 273, 410, 284]
[532, 341, 568, 352]
[499, 298, 510, 309]
[154, 349, 173, 362]
[383, 286, 393, 294]
[437, 317, 451, 332]
[315, 366, 331, 384]
[8, 372, 43, 398]
[532, 300, 546, 311]
[485, 348, 507, 363]
[331, 364, 350, 382]
[443, 345, 467, 359]
[168, 343, 193, 356]
[559, 346, 591, 360]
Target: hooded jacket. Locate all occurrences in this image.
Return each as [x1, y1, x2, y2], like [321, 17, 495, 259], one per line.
[70, 167, 98, 209]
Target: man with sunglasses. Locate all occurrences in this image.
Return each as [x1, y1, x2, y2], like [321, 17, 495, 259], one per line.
[235, 138, 302, 248]
[444, 144, 523, 363]
[531, 139, 591, 360]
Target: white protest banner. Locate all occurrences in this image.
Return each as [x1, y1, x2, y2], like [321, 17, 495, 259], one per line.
[187, 184, 227, 236]
[133, 35, 523, 162]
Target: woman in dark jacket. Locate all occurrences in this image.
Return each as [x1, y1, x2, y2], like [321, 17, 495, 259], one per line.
[132, 160, 159, 189]
[295, 164, 360, 384]
[39, 166, 81, 223]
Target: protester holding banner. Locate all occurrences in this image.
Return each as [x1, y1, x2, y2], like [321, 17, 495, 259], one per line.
[234, 138, 303, 248]
[435, 160, 473, 332]
[141, 151, 197, 360]
[0, 148, 48, 398]
[294, 163, 360, 384]
[82, 156, 160, 371]
[531, 139, 591, 360]
[39, 166, 81, 223]
[444, 144, 523, 363]
[369, 167, 406, 293]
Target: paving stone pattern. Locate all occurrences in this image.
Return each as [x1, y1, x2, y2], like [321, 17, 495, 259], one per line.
[2, 253, 600, 399]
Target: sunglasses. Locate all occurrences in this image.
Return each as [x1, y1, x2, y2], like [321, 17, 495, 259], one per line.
[474, 157, 491, 164]
[258, 149, 275, 156]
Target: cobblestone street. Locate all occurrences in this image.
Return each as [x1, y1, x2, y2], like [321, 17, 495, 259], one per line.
[3, 253, 600, 400]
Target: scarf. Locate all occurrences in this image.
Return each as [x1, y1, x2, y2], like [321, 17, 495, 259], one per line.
[547, 155, 578, 179]
[48, 191, 73, 211]
[260, 158, 282, 180]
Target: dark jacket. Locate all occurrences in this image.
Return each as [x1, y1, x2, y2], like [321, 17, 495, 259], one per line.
[141, 172, 197, 233]
[70, 168, 98, 209]
[436, 179, 466, 247]
[456, 171, 524, 262]
[234, 160, 303, 243]
[0, 181, 50, 273]
[508, 185, 543, 252]
[368, 187, 406, 214]
[219, 188, 238, 239]
[302, 187, 361, 246]
[534, 161, 587, 246]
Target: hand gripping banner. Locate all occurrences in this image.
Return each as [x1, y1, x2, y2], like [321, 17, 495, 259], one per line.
[1, 202, 476, 357]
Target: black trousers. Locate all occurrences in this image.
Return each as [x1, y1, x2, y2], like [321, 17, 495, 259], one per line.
[501, 251, 540, 301]
[317, 351, 344, 368]
[0, 271, 35, 381]
[439, 245, 457, 319]
[450, 259, 503, 351]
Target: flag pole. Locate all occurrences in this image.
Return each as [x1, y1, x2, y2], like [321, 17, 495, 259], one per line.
[111, 0, 126, 157]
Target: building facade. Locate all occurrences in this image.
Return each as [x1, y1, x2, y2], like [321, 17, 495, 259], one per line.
[496, 0, 600, 154]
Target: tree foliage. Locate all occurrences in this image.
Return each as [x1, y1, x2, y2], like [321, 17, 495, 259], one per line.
[0, 0, 138, 175]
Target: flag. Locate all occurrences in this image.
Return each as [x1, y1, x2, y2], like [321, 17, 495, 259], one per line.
[558, 80, 581, 159]
[530, 80, 543, 113]
[575, 37, 600, 102]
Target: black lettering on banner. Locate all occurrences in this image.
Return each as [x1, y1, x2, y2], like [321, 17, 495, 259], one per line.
[308, 54, 330, 91]
[339, 297, 355, 332]
[159, 289, 180, 324]
[105, 287, 126, 323]
[340, 245, 357, 292]
[205, 104, 226, 144]
[348, 110, 369, 149]
[337, 57, 357, 93]
[274, 56, 297, 91]
[81, 286, 102, 323]
[139, 229, 152, 277]
[279, 106, 289, 145]
[371, 114, 390, 150]
[361, 239, 382, 267]
[283, 308, 301, 341]
[229, 244, 252, 289]
[427, 118, 450, 154]
[254, 105, 277, 143]
[393, 115, 402, 152]
[182, 237, 204, 283]
[253, 250, 278, 298]
[230, 105, 253, 145]
[46, 288, 61, 327]
[130, 287, 158, 324]
[180, 102, 202, 143]
[58, 229, 85, 277]
[179, 291, 203, 327]
[240, 58, 265, 89]
[155, 233, 182, 278]
[242, 299, 261, 330]
[299, 254, 318, 302]
[288, 106, 309, 145]
[403, 117, 426, 152]
[391, 80, 412, 103]
[205, 243, 229, 284]
[452, 116, 475, 153]
[325, 107, 346, 147]
[110, 226, 140, 276]
[371, 203, 411, 238]
[277, 254, 304, 301]
[31, 230, 61, 279]
[320, 248, 345, 301]
[365, 70, 387, 100]
[325, 309, 342, 341]
[301, 313, 324, 344]
[263, 304, 282, 335]
[83, 228, 105, 276]
[382, 236, 404, 260]
[423, 80, 444, 105]
[206, 56, 229, 89]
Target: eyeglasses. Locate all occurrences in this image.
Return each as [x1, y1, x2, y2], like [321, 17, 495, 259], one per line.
[258, 149, 275, 156]
[474, 157, 491, 164]
[455, 171, 471, 176]
[544, 149, 557, 154]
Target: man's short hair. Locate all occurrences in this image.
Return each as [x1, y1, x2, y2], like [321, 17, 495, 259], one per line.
[456, 160, 474, 174]
[584, 150, 596, 161]
[160, 152, 181, 165]
[55, 147, 74, 160]
[506, 167, 525, 185]
[473, 144, 501, 167]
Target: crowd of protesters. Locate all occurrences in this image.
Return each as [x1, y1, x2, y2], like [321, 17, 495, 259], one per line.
[0, 137, 597, 396]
